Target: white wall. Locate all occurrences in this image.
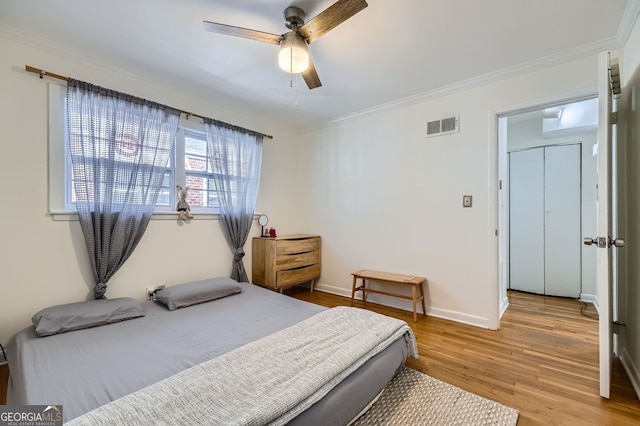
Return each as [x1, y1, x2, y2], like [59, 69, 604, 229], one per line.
[299, 56, 599, 329]
[619, 10, 640, 397]
[0, 36, 303, 344]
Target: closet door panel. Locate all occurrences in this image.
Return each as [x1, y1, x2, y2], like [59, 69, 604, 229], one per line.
[509, 148, 545, 294]
[544, 144, 582, 297]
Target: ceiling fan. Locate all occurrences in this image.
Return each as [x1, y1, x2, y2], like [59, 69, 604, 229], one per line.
[203, 0, 368, 89]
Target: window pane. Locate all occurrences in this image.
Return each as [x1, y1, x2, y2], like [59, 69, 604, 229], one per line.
[186, 174, 207, 206]
[185, 136, 206, 156]
[187, 188, 206, 208]
[185, 134, 212, 173]
[157, 171, 172, 206]
[157, 188, 171, 206]
[185, 153, 208, 172]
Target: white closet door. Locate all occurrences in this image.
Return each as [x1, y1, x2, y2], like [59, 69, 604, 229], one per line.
[544, 144, 582, 297]
[509, 148, 545, 294]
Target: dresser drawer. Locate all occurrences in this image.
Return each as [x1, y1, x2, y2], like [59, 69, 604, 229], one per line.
[276, 237, 320, 255]
[252, 234, 321, 292]
[275, 251, 320, 271]
[277, 264, 321, 288]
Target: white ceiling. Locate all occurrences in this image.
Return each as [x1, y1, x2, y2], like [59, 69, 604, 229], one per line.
[0, 0, 637, 132]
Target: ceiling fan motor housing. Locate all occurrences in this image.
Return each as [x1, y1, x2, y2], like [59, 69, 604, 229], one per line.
[284, 6, 305, 29]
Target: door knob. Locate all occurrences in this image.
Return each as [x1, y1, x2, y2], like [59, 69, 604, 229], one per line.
[584, 237, 626, 247]
[611, 238, 625, 248]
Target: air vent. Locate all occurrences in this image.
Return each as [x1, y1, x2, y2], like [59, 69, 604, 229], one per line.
[425, 114, 460, 138]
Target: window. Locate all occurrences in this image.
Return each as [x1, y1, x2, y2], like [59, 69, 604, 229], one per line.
[153, 129, 222, 212]
[49, 84, 224, 218]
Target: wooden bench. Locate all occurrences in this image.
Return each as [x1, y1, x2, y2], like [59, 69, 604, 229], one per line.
[351, 269, 427, 322]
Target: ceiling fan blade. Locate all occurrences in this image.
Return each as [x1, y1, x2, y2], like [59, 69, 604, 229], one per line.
[203, 21, 282, 45]
[297, 0, 368, 44]
[302, 56, 322, 89]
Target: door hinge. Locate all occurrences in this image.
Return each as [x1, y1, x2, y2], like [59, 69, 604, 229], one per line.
[611, 111, 618, 125]
[499, 180, 502, 190]
[613, 321, 626, 335]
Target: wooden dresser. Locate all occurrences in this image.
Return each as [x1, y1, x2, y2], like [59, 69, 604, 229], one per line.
[252, 234, 321, 292]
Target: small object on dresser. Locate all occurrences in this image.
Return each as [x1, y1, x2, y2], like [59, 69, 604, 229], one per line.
[269, 227, 277, 237]
[258, 214, 269, 236]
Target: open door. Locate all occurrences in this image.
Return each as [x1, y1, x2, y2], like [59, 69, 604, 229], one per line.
[587, 51, 624, 399]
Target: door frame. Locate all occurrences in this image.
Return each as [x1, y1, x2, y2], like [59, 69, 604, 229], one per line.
[488, 89, 596, 331]
[490, 52, 621, 398]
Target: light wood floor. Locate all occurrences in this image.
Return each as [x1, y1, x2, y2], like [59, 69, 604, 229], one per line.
[289, 287, 640, 426]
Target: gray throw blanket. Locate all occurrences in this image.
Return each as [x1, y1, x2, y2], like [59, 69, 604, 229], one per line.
[67, 306, 417, 426]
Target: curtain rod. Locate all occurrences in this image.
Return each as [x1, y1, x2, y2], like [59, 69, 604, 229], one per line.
[25, 65, 273, 140]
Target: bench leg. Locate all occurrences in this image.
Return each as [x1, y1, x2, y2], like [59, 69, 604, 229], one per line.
[420, 281, 426, 316]
[411, 285, 418, 322]
[351, 275, 357, 305]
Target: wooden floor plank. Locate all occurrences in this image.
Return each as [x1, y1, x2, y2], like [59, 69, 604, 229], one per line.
[289, 287, 640, 425]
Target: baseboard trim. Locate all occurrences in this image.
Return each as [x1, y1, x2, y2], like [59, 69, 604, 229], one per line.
[313, 283, 491, 329]
[499, 298, 509, 320]
[620, 347, 640, 401]
[580, 293, 599, 313]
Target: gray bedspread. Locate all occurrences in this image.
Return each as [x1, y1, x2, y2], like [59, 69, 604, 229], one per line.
[66, 306, 417, 426]
[8, 282, 325, 421]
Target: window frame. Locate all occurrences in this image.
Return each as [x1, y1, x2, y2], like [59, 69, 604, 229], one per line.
[48, 84, 224, 221]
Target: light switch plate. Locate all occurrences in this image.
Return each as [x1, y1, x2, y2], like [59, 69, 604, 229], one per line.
[463, 195, 472, 208]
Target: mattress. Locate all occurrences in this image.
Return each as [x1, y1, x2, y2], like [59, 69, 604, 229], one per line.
[8, 281, 411, 424]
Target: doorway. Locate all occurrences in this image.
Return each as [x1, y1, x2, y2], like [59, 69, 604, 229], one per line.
[498, 97, 599, 303]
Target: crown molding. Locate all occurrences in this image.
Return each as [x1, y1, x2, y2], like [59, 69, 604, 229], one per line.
[617, 0, 640, 45]
[325, 36, 623, 128]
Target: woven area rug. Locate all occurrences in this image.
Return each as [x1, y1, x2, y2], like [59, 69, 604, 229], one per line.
[353, 367, 519, 426]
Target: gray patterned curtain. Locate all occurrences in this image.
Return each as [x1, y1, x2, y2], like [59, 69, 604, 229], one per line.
[67, 79, 180, 299]
[204, 118, 263, 282]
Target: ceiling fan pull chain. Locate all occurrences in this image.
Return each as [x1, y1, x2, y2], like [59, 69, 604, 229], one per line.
[290, 47, 294, 88]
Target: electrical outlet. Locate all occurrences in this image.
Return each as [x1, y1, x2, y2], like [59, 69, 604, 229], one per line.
[146, 284, 165, 300]
[463, 195, 473, 208]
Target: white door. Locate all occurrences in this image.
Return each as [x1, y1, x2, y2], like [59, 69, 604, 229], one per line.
[509, 145, 581, 297]
[545, 144, 582, 297]
[593, 51, 623, 399]
[509, 148, 545, 294]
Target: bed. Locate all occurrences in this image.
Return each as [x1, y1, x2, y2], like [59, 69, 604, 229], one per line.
[7, 278, 417, 425]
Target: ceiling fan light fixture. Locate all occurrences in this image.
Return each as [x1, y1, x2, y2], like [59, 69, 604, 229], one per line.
[278, 32, 309, 73]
